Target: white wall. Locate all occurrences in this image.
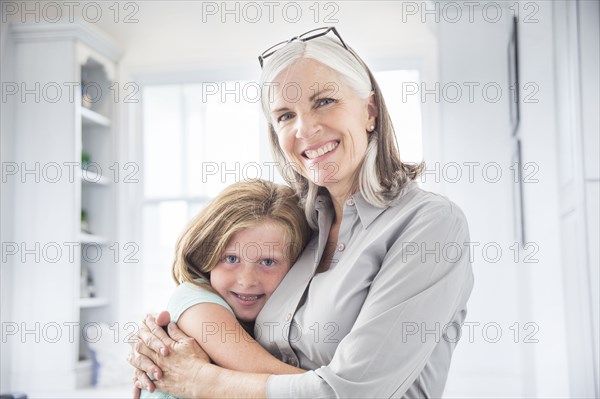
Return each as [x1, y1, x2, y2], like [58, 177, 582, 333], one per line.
[577, 3, 600, 390]
[437, 1, 598, 397]
[517, 2, 572, 396]
[0, 17, 16, 394]
[552, 0, 600, 396]
[433, 4, 552, 396]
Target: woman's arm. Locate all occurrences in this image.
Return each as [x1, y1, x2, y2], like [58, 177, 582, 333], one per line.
[132, 316, 270, 399]
[130, 305, 302, 398]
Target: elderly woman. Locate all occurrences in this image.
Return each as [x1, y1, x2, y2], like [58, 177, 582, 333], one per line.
[130, 27, 474, 398]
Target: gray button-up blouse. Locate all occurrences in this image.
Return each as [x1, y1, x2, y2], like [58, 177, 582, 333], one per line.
[254, 181, 474, 398]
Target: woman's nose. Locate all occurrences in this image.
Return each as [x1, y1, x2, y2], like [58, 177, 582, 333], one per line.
[295, 113, 319, 139]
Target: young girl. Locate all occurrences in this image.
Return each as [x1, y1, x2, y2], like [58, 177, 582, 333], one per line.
[141, 179, 312, 399]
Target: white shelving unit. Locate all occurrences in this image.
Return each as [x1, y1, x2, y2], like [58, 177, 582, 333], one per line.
[9, 21, 122, 393]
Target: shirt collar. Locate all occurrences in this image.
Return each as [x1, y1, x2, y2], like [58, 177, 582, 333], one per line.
[353, 192, 388, 229]
[315, 181, 417, 229]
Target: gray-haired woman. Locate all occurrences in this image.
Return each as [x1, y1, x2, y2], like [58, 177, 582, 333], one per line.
[129, 27, 474, 398]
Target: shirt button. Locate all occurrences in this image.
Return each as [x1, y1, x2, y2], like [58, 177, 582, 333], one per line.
[346, 198, 355, 206]
[286, 312, 292, 321]
[288, 358, 298, 367]
[337, 243, 346, 252]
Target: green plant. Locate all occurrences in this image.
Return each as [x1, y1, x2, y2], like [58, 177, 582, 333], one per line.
[81, 151, 91, 165]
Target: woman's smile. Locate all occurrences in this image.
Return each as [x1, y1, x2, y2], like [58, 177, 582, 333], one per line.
[302, 140, 339, 161]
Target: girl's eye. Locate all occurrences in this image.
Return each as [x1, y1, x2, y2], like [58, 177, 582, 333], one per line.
[316, 98, 335, 107]
[261, 258, 275, 267]
[224, 255, 239, 263]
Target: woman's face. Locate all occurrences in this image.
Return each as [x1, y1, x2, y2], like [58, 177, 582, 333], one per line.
[269, 58, 376, 197]
[210, 222, 292, 322]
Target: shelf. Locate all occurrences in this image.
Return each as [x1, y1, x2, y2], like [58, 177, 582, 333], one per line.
[77, 358, 93, 367]
[81, 107, 110, 128]
[80, 233, 108, 245]
[80, 168, 110, 185]
[75, 359, 93, 389]
[79, 297, 109, 308]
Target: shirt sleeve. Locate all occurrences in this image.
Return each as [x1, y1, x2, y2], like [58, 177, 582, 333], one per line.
[267, 201, 474, 398]
[167, 280, 234, 323]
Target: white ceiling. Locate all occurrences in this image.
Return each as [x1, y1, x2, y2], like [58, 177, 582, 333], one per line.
[84, 1, 438, 73]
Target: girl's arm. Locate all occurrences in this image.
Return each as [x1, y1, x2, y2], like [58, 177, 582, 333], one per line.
[176, 302, 302, 375]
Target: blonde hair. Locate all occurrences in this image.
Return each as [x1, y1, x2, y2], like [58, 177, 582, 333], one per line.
[172, 179, 312, 291]
[259, 35, 424, 228]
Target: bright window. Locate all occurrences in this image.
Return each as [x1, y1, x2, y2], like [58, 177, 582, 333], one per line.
[140, 83, 261, 312]
[375, 69, 423, 163]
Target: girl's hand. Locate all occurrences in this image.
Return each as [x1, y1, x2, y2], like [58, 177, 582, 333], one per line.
[131, 314, 212, 398]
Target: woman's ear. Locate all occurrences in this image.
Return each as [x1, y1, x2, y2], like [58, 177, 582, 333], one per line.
[367, 91, 378, 127]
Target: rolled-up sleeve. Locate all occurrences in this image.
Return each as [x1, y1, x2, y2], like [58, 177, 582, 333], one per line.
[266, 201, 473, 398]
[267, 371, 335, 398]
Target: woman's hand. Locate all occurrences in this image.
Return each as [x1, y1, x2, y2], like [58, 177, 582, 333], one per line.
[129, 312, 170, 397]
[129, 312, 212, 398]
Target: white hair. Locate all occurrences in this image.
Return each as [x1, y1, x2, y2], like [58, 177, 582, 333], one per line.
[260, 36, 372, 118]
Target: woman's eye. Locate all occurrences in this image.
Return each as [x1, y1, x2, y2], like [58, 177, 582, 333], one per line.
[277, 112, 294, 123]
[224, 255, 239, 263]
[316, 98, 335, 107]
[261, 258, 275, 266]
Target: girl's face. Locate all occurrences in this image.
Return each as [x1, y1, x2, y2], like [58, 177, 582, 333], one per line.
[269, 58, 376, 197]
[210, 222, 292, 322]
